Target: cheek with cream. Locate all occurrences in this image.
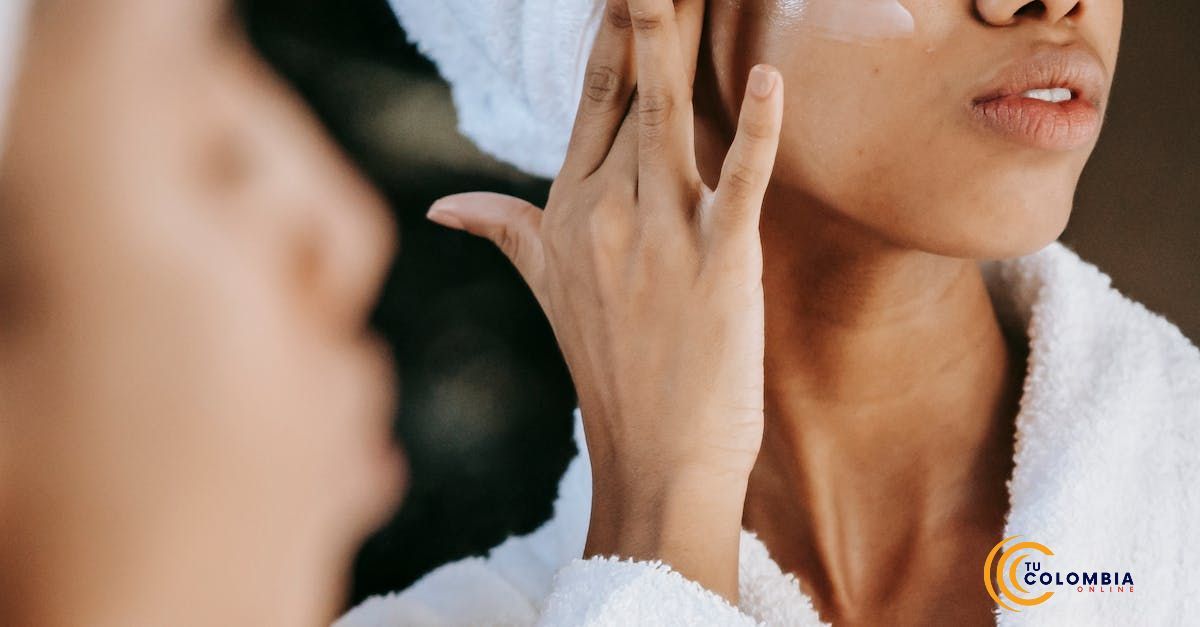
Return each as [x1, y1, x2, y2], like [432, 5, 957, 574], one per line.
[774, 0, 915, 44]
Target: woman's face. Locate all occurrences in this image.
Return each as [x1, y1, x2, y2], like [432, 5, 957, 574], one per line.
[699, 0, 1123, 258]
[0, 1, 401, 624]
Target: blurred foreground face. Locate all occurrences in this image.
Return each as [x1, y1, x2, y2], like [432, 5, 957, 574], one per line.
[0, 1, 403, 625]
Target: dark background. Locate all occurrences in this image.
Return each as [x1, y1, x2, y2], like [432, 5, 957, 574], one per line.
[241, 0, 1199, 608]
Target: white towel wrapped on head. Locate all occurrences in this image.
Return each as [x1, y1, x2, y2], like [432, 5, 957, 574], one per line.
[0, 0, 31, 160]
[388, 0, 605, 179]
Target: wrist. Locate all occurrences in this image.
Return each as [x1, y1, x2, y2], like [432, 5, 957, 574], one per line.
[584, 467, 749, 602]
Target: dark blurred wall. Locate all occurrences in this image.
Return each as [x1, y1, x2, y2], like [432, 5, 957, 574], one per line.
[1070, 2, 1200, 341]
[243, 0, 1199, 608]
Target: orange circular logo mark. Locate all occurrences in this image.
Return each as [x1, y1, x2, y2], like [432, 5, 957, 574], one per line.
[984, 535, 1055, 611]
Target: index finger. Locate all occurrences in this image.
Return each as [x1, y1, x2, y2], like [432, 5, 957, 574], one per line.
[559, 1, 637, 180]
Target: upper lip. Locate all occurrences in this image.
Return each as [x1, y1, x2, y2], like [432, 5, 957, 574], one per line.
[972, 44, 1109, 108]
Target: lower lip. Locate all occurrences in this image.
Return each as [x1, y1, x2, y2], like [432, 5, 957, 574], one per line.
[971, 94, 1100, 151]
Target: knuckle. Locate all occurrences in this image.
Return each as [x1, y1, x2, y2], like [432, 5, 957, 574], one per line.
[607, 4, 633, 29]
[637, 90, 674, 129]
[496, 223, 525, 261]
[628, 8, 664, 32]
[739, 117, 777, 142]
[725, 163, 759, 199]
[583, 66, 622, 109]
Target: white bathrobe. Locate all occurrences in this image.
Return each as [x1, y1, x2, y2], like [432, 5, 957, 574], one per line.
[338, 239, 1200, 625]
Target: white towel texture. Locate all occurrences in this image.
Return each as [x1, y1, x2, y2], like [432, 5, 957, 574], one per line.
[387, 0, 604, 179]
[338, 240, 1200, 625]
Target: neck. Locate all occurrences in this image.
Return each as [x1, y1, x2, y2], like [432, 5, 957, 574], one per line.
[743, 186, 1026, 618]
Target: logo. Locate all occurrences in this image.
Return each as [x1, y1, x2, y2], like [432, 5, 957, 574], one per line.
[984, 535, 1135, 612]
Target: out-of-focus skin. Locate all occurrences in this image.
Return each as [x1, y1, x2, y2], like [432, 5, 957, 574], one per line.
[0, 2, 404, 626]
[688, 0, 1122, 624]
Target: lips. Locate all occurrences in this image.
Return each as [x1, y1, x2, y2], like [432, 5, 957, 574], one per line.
[971, 45, 1109, 151]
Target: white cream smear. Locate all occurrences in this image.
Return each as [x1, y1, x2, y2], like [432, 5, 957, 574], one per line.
[776, 0, 915, 44]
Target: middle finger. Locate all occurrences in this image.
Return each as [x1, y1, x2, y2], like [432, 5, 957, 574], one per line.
[628, 0, 703, 197]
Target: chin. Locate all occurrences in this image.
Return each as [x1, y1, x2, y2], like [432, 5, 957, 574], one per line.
[944, 150, 1091, 259]
[956, 180, 1080, 260]
[950, 213, 1071, 260]
[844, 187, 1076, 261]
[885, 161, 1083, 260]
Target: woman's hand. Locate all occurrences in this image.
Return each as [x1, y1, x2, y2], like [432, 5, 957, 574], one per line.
[424, 0, 783, 602]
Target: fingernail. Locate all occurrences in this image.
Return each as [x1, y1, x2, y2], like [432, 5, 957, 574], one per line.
[426, 203, 465, 230]
[749, 65, 777, 99]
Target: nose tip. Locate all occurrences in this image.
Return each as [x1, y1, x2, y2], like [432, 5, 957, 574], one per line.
[976, 0, 1083, 26]
[298, 187, 398, 328]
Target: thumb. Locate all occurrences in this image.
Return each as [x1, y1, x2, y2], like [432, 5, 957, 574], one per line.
[427, 192, 546, 287]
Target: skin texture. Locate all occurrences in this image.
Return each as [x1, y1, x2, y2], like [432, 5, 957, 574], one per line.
[690, 0, 1122, 624]
[433, 0, 1123, 625]
[0, 1, 403, 625]
[699, 0, 1122, 259]
[765, 0, 917, 44]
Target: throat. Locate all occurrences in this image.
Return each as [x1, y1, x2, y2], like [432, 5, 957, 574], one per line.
[744, 216, 1027, 623]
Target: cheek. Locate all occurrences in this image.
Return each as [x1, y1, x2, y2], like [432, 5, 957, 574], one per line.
[767, 43, 937, 198]
[770, 47, 1086, 257]
[857, 149, 1081, 257]
[775, 113, 1084, 258]
[773, 0, 916, 43]
[1095, 3, 1124, 67]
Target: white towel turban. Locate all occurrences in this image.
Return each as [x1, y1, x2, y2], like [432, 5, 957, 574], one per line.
[388, 0, 605, 179]
[0, 0, 31, 162]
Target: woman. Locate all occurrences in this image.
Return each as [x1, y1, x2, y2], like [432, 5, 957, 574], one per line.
[0, 1, 405, 624]
[0, 1, 776, 625]
[342, 0, 1199, 625]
